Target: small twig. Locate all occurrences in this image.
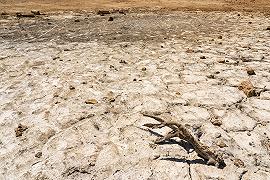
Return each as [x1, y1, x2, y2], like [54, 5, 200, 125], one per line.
[142, 113, 226, 168]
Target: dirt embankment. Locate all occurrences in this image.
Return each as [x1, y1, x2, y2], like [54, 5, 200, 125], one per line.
[0, 0, 270, 13]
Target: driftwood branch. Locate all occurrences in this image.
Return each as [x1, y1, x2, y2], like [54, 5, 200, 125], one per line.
[143, 113, 226, 168]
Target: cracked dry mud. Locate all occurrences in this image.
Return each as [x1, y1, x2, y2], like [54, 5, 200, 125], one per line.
[0, 11, 270, 180]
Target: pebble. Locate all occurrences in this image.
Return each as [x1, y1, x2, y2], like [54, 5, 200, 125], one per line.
[210, 118, 222, 126]
[215, 132, 222, 138]
[234, 158, 245, 168]
[238, 80, 256, 97]
[246, 67, 256, 75]
[35, 152, 42, 158]
[85, 99, 98, 104]
[108, 17, 114, 21]
[216, 139, 228, 148]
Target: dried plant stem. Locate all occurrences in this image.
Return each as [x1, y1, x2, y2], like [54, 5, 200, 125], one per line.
[143, 113, 226, 168]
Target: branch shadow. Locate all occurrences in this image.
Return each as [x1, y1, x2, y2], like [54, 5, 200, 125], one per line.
[159, 157, 207, 165]
[148, 129, 194, 152]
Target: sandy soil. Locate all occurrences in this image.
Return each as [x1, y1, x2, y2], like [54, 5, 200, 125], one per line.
[0, 0, 270, 13]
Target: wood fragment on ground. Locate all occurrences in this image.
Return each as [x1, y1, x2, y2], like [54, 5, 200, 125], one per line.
[142, 113, 226, 169]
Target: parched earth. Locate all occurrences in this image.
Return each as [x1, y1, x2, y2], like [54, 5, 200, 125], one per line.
[0, 10, 270, 180]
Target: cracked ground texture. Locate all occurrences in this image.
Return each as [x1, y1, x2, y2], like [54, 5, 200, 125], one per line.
[0, 11, 270, 180]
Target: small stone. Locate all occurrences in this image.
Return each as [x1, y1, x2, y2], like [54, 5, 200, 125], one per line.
[233, 158, 245, 168]
[74, 19, 80, 22]
[246, 67, 256, 75]
[217, 140, 227, 148]
[16, 12, 35, 18]
[108, 17, 114, 21]
[69, 85, 75, 90]
[186, 49, 194, 53]
[85, 99, 98, 104]
[15, 124, 28, 137]
[31, 10, 41, 15]
[266, 27, 270, 30]
[218, 35, 222, 39]
[261, 138, 270, 153]
[1, 12, 8, 16]
[38, 129, 56, 144]
[105, 91, 115, 102]
[206, 74, 215, 79]
[200, 56, 206, 59]
[210, 118, 222, 126]
[249, 142, 255, 147]
[119, 60, 127, 64]
[149, 143, 157, 149]
[217, 59, 225, 63]
[247, 132, 251, 136]
[215, 132, 222, 138]
[97, 10, 110, 16]
[35, 152, 42, 158]
[142, 67, 147, 71]
[238, 80, 256, 97]
[118, 10, 126, 15]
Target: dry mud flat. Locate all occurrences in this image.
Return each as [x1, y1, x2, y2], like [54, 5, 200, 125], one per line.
[0, 11, 270, 179]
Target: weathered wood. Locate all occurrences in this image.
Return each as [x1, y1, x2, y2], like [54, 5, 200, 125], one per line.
[143, 113, 226, 168]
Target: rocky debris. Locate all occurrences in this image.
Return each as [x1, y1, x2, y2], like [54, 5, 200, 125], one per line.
[206, 74, 215, 79]
[210, 117, 222, 126]
[16, 12, 35, 18]
[1, 12, 8, 16]
[233, 158, 245, 168]
[35, 152, 42, 158]
[108, 17, 114, 21]
[31, 10, 41, 15]
[186, 48, 194, 53]
[69, 85, 76, 90]
[38, 129, 56, 144]
[85, 99, 98, 104]
[238, 80, 256, 97]
[246, 67, 256, 75]
[97, 10, 111, 16]
[200, 56, 206, 59]
[261, 138, 270, 154]
[119, 60, 127, 64]
[217, 59, 226, 63]
[216, 139, 228, 148]
[104, 91, 116, 102]
[15, 124, 28, 137]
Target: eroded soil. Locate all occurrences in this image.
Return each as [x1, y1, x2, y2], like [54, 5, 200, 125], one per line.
[0, 10, 270, 180]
